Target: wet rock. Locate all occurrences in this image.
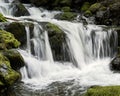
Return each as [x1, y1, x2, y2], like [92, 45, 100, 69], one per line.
[110, 56, 120, 72]
[12, 3, 30, 17]
[45, 22, 70, 61]
[0, 53, 20, 88]
[55, 12, 77, 21]
[1, 50, 25, 71]
[4, 22, 34, 46]
[0, 30, 20, 50]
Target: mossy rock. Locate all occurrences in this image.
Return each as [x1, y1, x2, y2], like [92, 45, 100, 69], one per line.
[55, 12, 77, 21]
[1, 50, 25, 70]
[59, 0, 72, 6]
[0, 30, 20, 49]
[84, 10, 92, 17]
[61, 6, 71, 12]
[0, 13, 7, 22]
[46, 22, 65, 61]
[13, 3, 30, 17]
[84, 86, 120, 96]
[5, 22, 34, 46]
[81, 2, 91, 12]
[89, 3, 101, 13]
[0, 53, 20, 87]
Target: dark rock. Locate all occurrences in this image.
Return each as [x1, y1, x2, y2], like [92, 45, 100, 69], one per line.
[55, 12, 77, 21]
[0, 53, 20, 88]
[45, 22, 70, 61]
[4, 22, 34, 47]
[0, 30, 20, 50]
[12, 3, 30, 17]
[1, 50, 25, 71]
[110, 56, 120, 72]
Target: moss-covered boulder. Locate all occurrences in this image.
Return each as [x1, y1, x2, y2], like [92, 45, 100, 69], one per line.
[61, 6, 71, 12]
[0, 30, 20, 49]
[5, 22, 34, 46]
[45, 22, 65, 61]
[81, 2, 91, 12]
[0, 53, 20, 88]
[84, 86, 120, 96]
[12, 3, 30, 17]
[55, 12, 77, 21]
[1, 50, 25, 70]
[0, 13, 7, 22]
[89, 3, 101, 13]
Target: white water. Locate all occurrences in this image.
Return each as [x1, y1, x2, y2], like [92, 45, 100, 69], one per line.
[0, 1, 119, 89]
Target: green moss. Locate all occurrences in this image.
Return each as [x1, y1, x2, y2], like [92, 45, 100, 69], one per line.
[60, 0, 71, 6]
[0, 13, 7, 22]
[89, 3, 101, 13]
[61, 6, 71, 12]
[0, 30, 20, 49]
[46, 23, 63, 34]
[0, 53, 20, 86]
[1, 50, 25, 70]
[81, 2, 91, 12]
[0, 53, 10, 67]
[84, 86, 120, 96]
[59, 12, 77, 21]
[84, 10, 92, 17]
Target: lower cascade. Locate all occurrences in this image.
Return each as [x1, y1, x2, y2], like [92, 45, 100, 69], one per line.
[1, 0, 120, 95]
[19, 20, 117, 88]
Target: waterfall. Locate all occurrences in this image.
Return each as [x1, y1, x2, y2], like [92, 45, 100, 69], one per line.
[0, 1, 119, 88]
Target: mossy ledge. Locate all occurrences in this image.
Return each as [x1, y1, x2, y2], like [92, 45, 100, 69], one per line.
[84, 86, 120, 96]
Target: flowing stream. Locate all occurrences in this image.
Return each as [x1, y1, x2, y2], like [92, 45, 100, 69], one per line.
[0, 1, 119, 96]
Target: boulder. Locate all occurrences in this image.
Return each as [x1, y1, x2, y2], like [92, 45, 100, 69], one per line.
[110, 56, 120, 72]
[0, 30, 20, 50]
[55, 12, 77, 21]
[45, 22, 68, 61]
[12, 3, 30, 17]
[0, 53, 20, 89]
[1, 50, 25, 71]
[4, 22, 34, 46]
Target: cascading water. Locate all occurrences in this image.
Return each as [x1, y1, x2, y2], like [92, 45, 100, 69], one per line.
[1, 0, 120, 92]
